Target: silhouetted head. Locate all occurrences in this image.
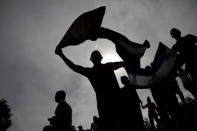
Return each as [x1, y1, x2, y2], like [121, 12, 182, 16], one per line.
[72, 126, 76, 130]
[78, 125, 83, 130]
[93, 116, 97, 121]
[170, 28, 181, 40]
[147, 96, 151, 103]
[90, 50, 103, 64]
[55, 90, 66, 103]
[121, 76, 129, 85]
[145, 66, 151, 71]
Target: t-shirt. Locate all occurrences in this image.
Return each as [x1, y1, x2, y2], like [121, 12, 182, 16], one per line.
[55, 101, 72, 126]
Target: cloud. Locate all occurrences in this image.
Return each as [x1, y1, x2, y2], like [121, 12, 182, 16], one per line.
[0, 0, 197, 131]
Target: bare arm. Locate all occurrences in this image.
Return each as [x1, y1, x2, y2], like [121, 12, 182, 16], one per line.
[106, 62, 125, 70]
[141, 103, 147, 109]
[55, 47, 89, 75]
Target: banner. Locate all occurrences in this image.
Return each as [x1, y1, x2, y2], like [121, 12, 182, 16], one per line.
[128, 43, 183, 89]
[57, 6, 106, 48]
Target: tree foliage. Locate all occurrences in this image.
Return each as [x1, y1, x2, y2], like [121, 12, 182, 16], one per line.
[0, 99, 12, 131]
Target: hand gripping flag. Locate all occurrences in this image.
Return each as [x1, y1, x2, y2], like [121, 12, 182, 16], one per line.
[57, 6, 106, 48]
[127, 42, 184, 89]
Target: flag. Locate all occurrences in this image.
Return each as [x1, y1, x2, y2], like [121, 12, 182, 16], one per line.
[117, 40, 148, 55]
[127, 42, 184, 89]
[57, 6, 106, 48]
[94, 27, 151, 74]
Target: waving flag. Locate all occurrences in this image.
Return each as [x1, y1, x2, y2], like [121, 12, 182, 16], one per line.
[56, 6, 184, 89]
[57, 6, 106, 48]
[115, 39, 150, 74]
[95, 27, 150, 74]
[128, 42, 184, 89]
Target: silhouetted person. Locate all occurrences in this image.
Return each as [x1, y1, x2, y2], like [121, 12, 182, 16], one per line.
[141, 97, 159, 129]
[119, 76, 145, 131]
[72, 125, 77, 131]
[178, 68, 197, 99]
[55, 48, 124, 131]
[91, 116, 101, 131]
[167, 72, 185, 104]
[171, 28, 197, 83]
[78, 125, 85, 131]
[150, 72, 183, 131]
[48, 90, 72, 131]
[144, 65, 169, 124]
[156, 71, 185, 131]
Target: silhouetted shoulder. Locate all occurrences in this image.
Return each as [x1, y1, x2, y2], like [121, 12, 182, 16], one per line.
[104, 62, 124, 70]
[184, 34, 197, 42]
[185, 34, 196, 38]
[75, 66, 91, 77]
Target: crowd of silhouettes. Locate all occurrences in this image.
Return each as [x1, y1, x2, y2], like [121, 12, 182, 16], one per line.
[42, 27, 197, 131]
[141, 97, 159, 130]
[119, 76, 145, 131]
[43, 90, 72, 131]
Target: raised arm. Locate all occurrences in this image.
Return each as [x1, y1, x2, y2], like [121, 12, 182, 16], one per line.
[141, 102, 147, 109]
[55, 47, 88, 75]
[106, 62, 125, 70]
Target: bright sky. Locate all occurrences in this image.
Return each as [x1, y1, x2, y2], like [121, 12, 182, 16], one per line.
[0, 0, 197, 131]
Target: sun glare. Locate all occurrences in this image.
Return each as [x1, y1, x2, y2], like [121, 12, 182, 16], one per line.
[102, 54, 121, 63]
